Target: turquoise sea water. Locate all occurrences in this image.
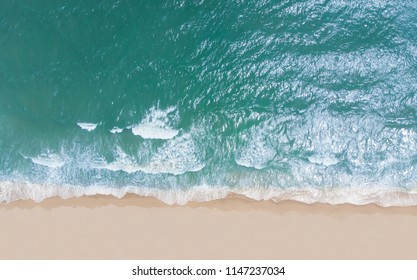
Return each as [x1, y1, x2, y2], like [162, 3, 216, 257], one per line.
[1, 0, 417, 205]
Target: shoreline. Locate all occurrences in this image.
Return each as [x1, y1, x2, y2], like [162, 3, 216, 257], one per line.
[2, 181, 417, 207]
[1, 194, 417, 259]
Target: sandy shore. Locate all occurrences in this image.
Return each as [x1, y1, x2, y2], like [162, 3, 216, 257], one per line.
[1, 195, 417, 259]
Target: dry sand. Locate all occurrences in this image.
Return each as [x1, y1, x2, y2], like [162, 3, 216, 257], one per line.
[1, 195, 417, 259]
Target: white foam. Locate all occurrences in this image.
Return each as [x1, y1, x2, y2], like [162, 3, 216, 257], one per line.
[110, 127, 123, 134]
[140, 162, 205, 175]
[93, 147, 140, 173]
[131, 106, 179, 139]
[94, 134, 205, 175]
[95, 160, 204, 176]
[144, 133, 205, 175]
[22, 153, 65, 168]
[77, 122, 97, 131]
[132, 125, 178, 139]
[2, 181, 417, 207]
[31, 154, 65, 168]
[95, 162, 138, 174]
[235, 144, 276, 169]
[91, 146, 135, 173]
[308, 155, 339, 166]
[235, 122, 277, 169]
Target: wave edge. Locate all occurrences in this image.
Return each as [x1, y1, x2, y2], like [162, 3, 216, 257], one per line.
[1, 181, 417, 207]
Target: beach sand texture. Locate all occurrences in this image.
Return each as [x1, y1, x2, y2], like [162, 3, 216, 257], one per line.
[1, 195, 417, 260]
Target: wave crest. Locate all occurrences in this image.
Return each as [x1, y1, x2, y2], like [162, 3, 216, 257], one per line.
[77, 122, 98, 132]
[131, 106, 179, 139]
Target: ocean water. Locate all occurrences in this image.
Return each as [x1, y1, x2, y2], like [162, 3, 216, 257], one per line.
[1, 0, 417, 206]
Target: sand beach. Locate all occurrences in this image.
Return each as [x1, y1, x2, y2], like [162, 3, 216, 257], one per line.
[1, 195, 417, 259]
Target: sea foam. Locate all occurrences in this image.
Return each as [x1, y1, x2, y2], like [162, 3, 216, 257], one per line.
[131, 106, 179, 139]
[77, 122, 98, 132]
[21, 153, 65, 168]
[2, 181, 417, 207]
[110, 127, 123, 134]
[93, 132, 205, 175]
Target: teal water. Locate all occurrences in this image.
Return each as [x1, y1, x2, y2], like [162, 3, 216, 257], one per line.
[1, 0, 417, 205]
